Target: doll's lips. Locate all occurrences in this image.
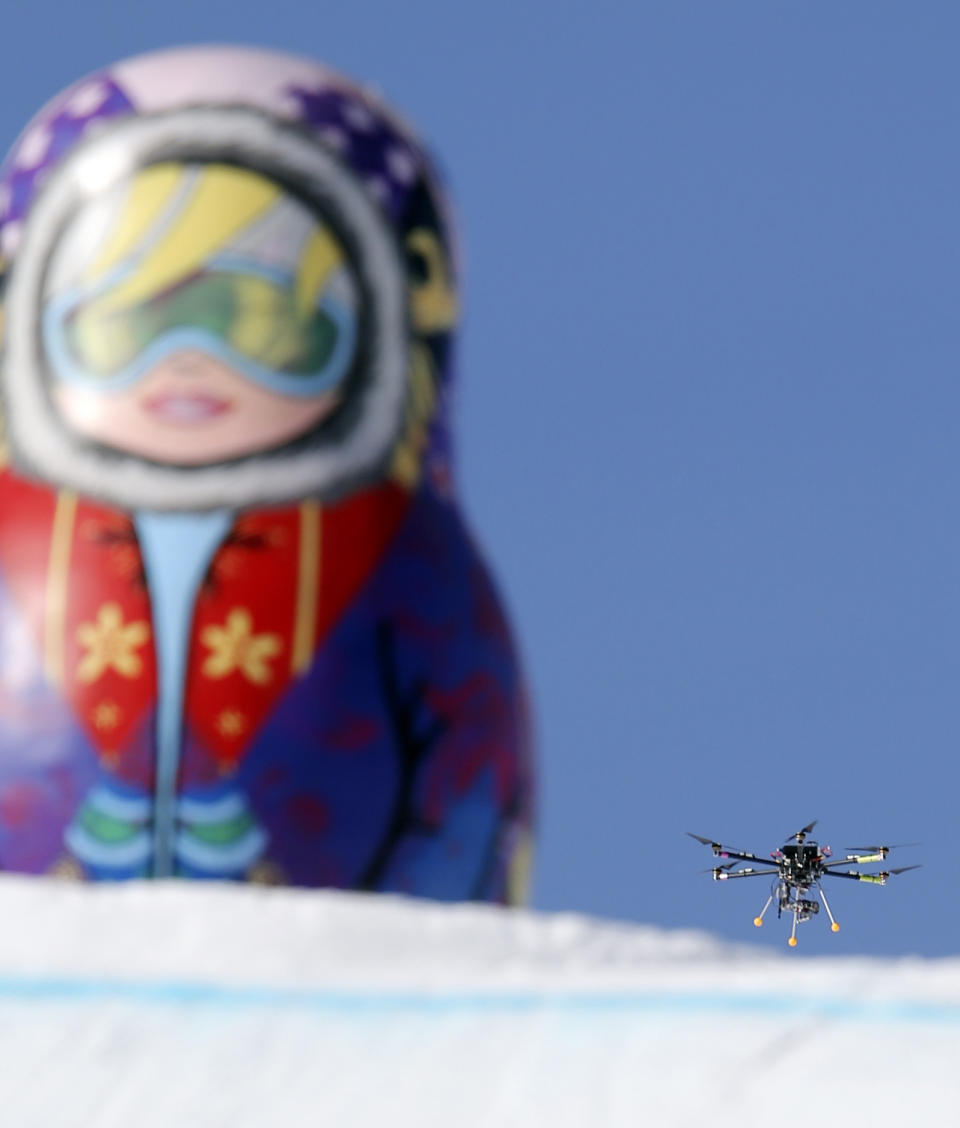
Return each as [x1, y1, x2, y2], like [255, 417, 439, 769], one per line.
[143, 392, 232, 423]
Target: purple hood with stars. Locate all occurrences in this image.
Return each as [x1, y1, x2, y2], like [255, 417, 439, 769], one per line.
[0, 45, 458, 492]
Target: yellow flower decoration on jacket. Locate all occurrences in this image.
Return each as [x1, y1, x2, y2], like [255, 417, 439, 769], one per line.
[201, 608, 282, 685]
[76, 603, 150, 684]
[216, 709, 247, 737]
[91, 701, 122, 731]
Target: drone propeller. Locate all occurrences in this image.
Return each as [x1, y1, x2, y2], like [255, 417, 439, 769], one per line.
[687, 832, 719, 847]
[845, 843, 920, 854]
[786, 820, 817, 843]
[886, 865, 922, 876]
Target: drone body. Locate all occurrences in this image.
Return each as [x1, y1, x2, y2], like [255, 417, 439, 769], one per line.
[688, 821, 919, 946]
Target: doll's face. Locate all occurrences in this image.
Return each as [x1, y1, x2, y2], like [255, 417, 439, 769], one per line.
[41, 162, 360, 467]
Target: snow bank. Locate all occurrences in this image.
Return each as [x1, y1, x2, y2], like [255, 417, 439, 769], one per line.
[0, 876, 955, 1126]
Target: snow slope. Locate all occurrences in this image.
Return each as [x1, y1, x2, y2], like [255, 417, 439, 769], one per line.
[0, 876, 956, 1127]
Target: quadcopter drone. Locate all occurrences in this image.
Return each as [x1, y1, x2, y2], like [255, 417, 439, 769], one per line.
[688, 821, 920, 946]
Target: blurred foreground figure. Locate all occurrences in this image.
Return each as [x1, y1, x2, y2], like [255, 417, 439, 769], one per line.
[0, 46, 532, 899]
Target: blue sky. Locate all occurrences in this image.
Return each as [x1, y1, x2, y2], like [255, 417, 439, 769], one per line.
[2, 1, 959, 955]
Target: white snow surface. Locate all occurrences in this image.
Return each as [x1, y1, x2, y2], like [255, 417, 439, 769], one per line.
[0, 875, 956, 1127]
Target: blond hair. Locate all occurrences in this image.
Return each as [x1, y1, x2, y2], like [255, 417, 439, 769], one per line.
[81, 163, 344, 317]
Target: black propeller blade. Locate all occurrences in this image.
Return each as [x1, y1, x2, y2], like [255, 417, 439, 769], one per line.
[786, 820, 817, 842]
[687, 832, 720, 847]
[845, 843, 920, 853]
[887, 865, 922, 876]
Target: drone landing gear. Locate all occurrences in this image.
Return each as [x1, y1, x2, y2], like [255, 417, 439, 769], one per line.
[753, 894, 773, 928]
[788, 902, 799, 947]
[818, 882, 840, 933]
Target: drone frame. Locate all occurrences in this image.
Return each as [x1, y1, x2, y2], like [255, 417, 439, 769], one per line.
[688, 822, 919, 946]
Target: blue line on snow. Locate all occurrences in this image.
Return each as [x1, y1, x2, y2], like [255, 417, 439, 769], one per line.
[0, 978, 955, 1025]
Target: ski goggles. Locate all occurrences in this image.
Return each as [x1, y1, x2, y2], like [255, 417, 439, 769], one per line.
[40, 156, 364, 399]
[43, 258, 359, 399]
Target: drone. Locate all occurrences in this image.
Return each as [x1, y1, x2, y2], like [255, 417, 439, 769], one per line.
[688, 821, 920, 946]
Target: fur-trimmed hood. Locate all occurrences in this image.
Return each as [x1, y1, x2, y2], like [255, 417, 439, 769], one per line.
[0, 47, 459, 512]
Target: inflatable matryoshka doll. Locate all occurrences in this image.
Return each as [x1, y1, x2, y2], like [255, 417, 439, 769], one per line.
[0, 46, 533, 900]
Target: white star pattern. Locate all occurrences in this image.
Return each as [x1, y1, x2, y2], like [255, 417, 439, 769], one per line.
[65, 82, 108, 117]
[15, 125, 52, 170]
[343, 101, 376, 133]
[386, 146, 417, 186]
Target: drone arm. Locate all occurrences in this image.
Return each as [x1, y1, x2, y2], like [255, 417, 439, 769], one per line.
[823, 853, 885, 868]
[822, 869, 886, 885]
[826, 863, 920, 887]
[714, 867, 777, 881]
[687, 835, 778, 867]
[712, 849, 779, 867]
